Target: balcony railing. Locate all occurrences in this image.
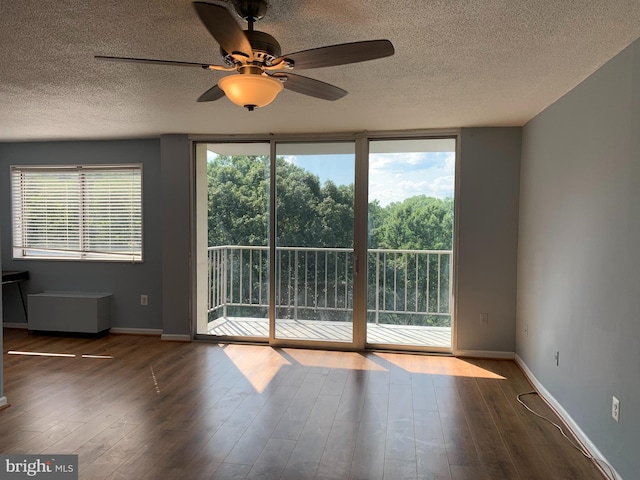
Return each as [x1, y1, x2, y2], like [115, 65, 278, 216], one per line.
[208, 246, 452, 328]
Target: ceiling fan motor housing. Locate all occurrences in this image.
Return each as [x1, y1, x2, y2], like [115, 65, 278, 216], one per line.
[221, 30, 282, 66]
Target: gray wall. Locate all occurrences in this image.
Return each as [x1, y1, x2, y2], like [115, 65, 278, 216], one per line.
[0, 139, 163, 330]
[0, 132, 524, 347]
[456, 128, 521, 354]
[517, 39, 640, 479]
[160, 135, 191, 336]
[0, 234, 3, 402]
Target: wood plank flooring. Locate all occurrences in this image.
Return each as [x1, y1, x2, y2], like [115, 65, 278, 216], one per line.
[0, 328, 606, 479]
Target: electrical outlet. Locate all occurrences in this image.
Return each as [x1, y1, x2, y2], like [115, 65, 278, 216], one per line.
[612, 396, 620, 422]
[480, 313, 489, 325]
[140, 294, 148, 306]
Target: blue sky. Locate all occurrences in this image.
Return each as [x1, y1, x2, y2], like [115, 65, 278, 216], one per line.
[285, 151, 455, 206]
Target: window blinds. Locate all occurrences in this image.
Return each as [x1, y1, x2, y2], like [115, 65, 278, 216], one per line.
[11, 165, 143, 262]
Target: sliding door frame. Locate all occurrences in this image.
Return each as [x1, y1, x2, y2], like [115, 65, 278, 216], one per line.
[190, 129, 460, 353]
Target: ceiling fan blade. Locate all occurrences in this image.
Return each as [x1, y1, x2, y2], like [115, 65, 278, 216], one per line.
[95, 55, 215, 69]
[193, 2, 253, 61]
[197, 84, 225, 102]
[277, 73, 347, 101]
[274, 39, 394, 70]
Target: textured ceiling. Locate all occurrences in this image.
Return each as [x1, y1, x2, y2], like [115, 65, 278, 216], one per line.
[1, 0, 639, 141]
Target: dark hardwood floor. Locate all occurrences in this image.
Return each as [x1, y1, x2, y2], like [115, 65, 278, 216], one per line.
[0, 328, 606, 479]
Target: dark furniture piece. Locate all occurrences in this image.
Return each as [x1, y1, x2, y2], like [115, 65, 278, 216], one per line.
[2, 270, 29, 321]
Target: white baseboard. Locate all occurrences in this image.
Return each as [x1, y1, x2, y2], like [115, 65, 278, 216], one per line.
[109, 327, 162, 336]
[0, 396, 7, 408]
[455, 349, 515, 359]
[4, 324, 164, 336]
[515, 354, 621, 480]
[161, 334, 191, 342]
[5, 323, 188, 341]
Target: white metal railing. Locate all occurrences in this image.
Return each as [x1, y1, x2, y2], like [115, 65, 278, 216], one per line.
[207, 245, 452, 325]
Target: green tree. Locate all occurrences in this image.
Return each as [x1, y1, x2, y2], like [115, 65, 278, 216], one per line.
[273, 156, 324, 247]
[208, 155, 453, 251]
[207, 155, 269, 246]
[207, 155, 355, 248]
[367, 199, 387, 249]
[372, 195, 453, 250]
[316, 181, 354, 247]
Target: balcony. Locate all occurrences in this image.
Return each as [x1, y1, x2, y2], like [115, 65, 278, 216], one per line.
[206, 246, 452, 348]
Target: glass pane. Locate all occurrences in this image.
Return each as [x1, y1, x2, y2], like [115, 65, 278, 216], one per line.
[275, 142, 355, 343]
[203, 143, 271, 339]
[367, 138, 455, 349]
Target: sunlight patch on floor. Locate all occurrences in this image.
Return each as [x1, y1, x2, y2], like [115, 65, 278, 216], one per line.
[8, 350, 115, 360]
[8, 350, 76, 358]
[222, 344, 292, 393]
[373, 352, 506, 379]
[282, 348, 387, 371]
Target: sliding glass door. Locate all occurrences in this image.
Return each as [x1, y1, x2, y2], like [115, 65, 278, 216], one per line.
[195, 134, 456, 352]
[273, 142, 355, 344]
[196, 143, 271, 340]
[367, 138, 455, 350]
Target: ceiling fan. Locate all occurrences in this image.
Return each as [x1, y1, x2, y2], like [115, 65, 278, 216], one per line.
[96, 0, 395, 110]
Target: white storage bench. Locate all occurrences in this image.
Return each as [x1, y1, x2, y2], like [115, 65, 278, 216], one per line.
[28, 292, 112, 335]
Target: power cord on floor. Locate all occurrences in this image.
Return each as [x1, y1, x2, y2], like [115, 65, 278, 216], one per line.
[516, 391, 617, 480]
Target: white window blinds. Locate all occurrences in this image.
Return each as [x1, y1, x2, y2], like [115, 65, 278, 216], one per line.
[11, 165, 143, 262]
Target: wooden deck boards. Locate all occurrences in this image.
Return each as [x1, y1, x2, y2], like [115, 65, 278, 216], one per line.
[207, 317, 452, 348]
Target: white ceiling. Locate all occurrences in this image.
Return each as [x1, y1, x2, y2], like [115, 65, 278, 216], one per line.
[1, 0, 639, 142]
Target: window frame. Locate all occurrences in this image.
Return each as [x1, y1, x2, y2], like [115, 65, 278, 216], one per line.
[10, 164, 144, 263]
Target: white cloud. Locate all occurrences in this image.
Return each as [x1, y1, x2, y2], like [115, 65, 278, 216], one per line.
[429, 175, 455, 196]
[406, 152, 426, 165]
[369, 155, 394, 169]
[368, 152, 455, 206]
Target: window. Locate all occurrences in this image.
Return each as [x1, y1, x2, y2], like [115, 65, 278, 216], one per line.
[11, 164, 143, 262]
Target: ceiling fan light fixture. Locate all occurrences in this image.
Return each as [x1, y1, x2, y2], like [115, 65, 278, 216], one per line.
[97, 3, 395, 108]
[218, 73, 283, 111]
